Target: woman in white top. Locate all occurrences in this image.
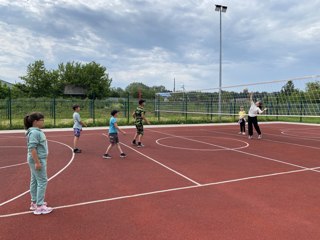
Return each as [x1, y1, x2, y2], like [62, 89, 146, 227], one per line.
[248, 93, 267, 139]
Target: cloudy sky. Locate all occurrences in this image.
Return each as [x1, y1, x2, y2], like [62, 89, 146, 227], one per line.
[0, 0, 319, 92]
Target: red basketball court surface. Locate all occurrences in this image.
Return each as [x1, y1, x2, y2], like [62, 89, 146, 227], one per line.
[0, 123, 319, 240]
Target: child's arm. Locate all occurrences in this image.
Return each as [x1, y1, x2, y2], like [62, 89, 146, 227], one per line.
[132, 111, 136, 119]
[114, 122, 126, 135]
[31, 148, 42, 170]
[80, 121, 87, 127]
[249, 92, 254, 103]
[261, 108, 268, 114]
[142, 113, 150, 125]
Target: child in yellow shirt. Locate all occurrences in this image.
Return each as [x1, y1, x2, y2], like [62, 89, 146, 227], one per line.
[238, 106, 246, 135]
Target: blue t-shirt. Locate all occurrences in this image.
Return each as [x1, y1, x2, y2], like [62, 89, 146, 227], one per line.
[109, 116, 117, 134]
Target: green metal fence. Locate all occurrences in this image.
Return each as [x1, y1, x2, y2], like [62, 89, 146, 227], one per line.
[1, 94, 319, 130]
[0, 96, 156, 129]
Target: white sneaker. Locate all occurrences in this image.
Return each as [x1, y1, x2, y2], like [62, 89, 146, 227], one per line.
[242, 132, 246, 135]
[30, 202, 47, 211]
[258, 135, 262, 139]
[248, 136, 252, 139]
[33, 205, 53, 215]
[238, 132, 242, 134]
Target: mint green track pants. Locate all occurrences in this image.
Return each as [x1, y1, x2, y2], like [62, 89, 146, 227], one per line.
[28, 159, 48, 206]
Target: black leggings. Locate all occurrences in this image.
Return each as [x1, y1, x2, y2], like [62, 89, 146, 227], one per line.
[248, 116, 261, 136]
[239, 119, 246, 132]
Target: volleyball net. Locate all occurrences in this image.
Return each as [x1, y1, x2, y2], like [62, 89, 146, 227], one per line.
[155, 75, 320, 122]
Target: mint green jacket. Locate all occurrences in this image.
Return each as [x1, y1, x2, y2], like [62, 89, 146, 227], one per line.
[26, 127, 48, 161]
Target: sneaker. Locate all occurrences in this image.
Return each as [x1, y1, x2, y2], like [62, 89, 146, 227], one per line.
[33, 205, 53, 215]
[102, 154, 112, 159]
[73, 148, 82, 153]
[30, 202, 47, 211]
[132, 140, 137, 145]
[258, 135, 262, 139]
[248, 135, 252, 139]
[137, 143, 144, 148]
[238, 132, 242, 134]
[120, 153, 127, 158]
[242, 132, 246, 135]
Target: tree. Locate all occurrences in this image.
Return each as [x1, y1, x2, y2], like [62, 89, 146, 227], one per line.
[58, 61, 112, 99]
[281, 80, 297, 96]
[0, 82, 10, 99]
[306, 81, 320, 92]
[125, 82, 150, 99]
[20, 60, 54, 97]
[109, 87, 126, 97]
[305, 81, 320, 103]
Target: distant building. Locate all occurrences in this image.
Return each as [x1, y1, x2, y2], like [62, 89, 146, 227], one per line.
[0, 79, 13, 88]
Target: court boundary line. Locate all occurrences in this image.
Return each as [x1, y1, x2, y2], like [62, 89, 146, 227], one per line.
[197, 128, 320, 173]
[149, 129, 307, 170]
[0, 162, 27, 170]
[101, 134, 200, 186]
[0, 140, 75, 207]
[155, 136, 249, 151]
[1, 167, 316, 218]
[204, 129, 320, 151]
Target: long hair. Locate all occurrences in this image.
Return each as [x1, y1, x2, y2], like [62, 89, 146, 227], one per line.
[24, 112, 44, 130]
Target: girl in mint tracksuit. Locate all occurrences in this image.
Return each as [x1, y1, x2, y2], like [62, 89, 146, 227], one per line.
[24, 112, 53, 215]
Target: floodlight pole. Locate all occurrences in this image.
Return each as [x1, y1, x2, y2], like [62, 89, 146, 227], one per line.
[215, 4, 227, 120]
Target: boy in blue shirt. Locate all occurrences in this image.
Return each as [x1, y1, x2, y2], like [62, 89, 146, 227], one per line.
[103, 110, 127, 159]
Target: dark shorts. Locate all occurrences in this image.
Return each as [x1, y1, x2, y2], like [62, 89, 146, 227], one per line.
[109, 133, 119, 144]
[74, 128, 81, 137]
[135, 121, 144, 135]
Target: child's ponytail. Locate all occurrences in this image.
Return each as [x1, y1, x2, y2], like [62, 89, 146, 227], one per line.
[24, 112, 44, 130]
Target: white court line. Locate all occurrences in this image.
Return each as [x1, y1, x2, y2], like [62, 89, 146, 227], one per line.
[156, 136, 249, 151]
[149, 129, 307, 170]
[206, 129, 320, 151]
[0, 167, 314, 218]
[199, 129, 320, 173]
[0, 140, 75, 207]
[0, 145, 27, 169]
[0, 162, 27, 170]
[280, 131, 320, 141]
[102, 134, 200, 186]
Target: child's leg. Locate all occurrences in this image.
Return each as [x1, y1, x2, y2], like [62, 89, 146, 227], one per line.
[241, 120, 245, 132]
[137, 124, 144, 145]
[73, 136, 79, 149]
[116, 143, 124, 153]
[105, 144, 114, 154]
[132, 132, 138, 142]
[73, 128, 81, 149]
[33, 160, 48, 206]
[29, 163, 37, 203]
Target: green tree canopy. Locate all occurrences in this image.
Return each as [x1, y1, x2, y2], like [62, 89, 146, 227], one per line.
[0, 82, 10, 99]
[281, 80, 298, 96]
[125, 82, 169, 99]
[19, 60, 112, 99]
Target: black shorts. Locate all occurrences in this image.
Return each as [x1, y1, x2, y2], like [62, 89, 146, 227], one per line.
[109, 133, 119, 144]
